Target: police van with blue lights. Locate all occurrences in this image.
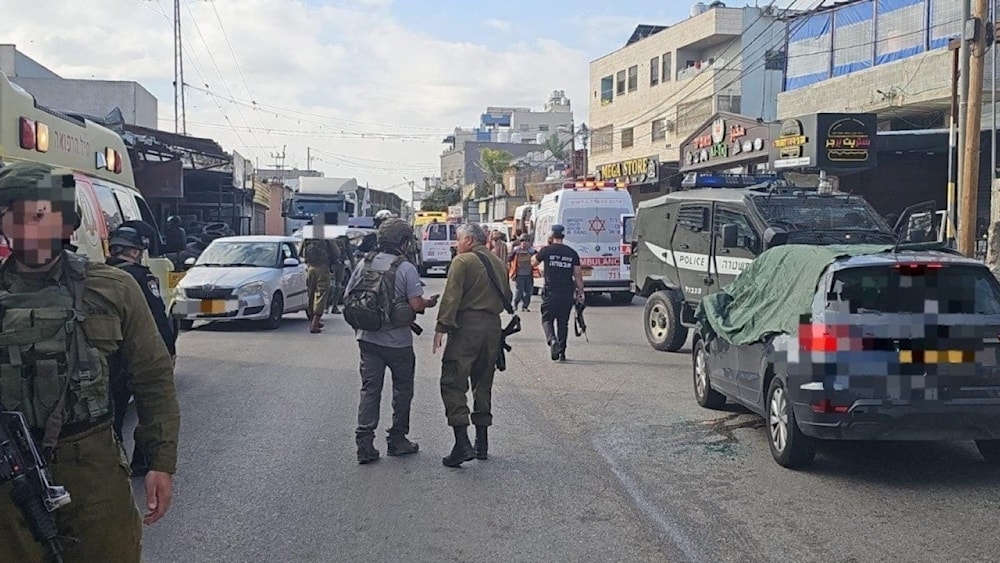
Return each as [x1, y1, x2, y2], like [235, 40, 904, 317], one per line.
[628, 172, 902, 352]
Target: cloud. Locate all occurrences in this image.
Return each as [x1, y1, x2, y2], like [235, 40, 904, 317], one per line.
[486, 19, 512, 33]
[0, 0, 588, 188]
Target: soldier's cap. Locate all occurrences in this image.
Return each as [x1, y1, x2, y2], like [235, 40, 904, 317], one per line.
[0, 161, 76, 206]
[377, 218, 414, 246]
[551, 224, 565, 238]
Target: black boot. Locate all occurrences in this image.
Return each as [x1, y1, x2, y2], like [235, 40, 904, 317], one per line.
[357, 437, 380, 465]
[387, 436, 419, 456]
[442, 425, 475, 467]
[474, 425, 488, 460]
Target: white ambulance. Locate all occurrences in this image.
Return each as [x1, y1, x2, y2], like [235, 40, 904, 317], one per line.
[532, 181, 635, 304]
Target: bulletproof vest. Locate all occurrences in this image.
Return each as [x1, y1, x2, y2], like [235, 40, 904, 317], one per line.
[0, 254, 109, 445]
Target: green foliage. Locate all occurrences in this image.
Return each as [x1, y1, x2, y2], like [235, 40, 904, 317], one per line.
[420, 186, 462, 211]
[542, 133, 569, 162]
[478, 147, 514, 197]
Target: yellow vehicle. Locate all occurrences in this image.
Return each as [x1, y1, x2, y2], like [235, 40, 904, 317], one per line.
[413, 210, 447, 227]
[0, 71, 180, 311]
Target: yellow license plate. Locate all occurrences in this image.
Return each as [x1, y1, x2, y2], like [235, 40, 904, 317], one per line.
[582, 268, 593, 277]
[199, 300, 227, 314]
[168, 272, 185, 288]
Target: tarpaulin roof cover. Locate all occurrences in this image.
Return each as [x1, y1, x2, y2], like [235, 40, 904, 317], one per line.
[695, 244, 893, 346]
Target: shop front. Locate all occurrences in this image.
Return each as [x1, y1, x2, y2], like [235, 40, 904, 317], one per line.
[679, 112, 772, 175]
[594, 155, 674, 205]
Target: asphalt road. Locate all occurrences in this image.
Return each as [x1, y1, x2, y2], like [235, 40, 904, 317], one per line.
[126, 276, 1000, 563]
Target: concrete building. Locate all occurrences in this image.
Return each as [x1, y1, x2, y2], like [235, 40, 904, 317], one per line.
[587, 3, 787, 194]
[1, 44, 158, 128]
[440, 91, 574, 194]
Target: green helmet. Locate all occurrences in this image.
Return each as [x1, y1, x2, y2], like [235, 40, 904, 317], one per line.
[0, 161, 76, 206]
[377, 218, 414, 247]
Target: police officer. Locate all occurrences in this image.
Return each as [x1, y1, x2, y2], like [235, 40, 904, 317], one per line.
[0, 161, 180, 562]
[434, 223, 511, 467]
[301, 234, 340, 333]
[106, 225, 177, 476]
[532, 224, 584, 361]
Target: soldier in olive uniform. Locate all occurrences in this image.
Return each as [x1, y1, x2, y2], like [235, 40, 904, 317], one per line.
[0, 161, 180, 563]
[433, 223, 511, 467]
[301, 234, 340, 333]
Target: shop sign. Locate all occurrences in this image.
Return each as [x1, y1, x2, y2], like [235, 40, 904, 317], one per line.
[595, 155, 659, 184]
[681, 115, 769, 171]
[772, 119, 811, 168]
[816, 114, 877, 169]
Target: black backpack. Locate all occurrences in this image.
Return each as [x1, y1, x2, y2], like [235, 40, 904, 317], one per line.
[343, 254, 406, 331]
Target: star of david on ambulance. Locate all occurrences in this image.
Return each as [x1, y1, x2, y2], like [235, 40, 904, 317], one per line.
[588, 216, 606, 236]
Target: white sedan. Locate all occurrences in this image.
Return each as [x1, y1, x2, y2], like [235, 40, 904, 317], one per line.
[173, 235, 309, 330]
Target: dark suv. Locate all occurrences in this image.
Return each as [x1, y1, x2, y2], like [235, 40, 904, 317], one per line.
[629, 174, 897, 352]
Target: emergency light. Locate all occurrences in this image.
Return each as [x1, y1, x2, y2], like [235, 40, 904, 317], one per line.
[680, 172, 786, 189]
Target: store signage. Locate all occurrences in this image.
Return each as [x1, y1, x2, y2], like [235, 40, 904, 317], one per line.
[595, 155, 659, 184]
[769, 113, 877, 171]
[681, 115, 770, 172]
[820, 115, 875, 166]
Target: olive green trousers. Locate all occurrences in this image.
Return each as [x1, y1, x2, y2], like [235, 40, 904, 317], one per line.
[306, 266, 331, 317]
[440, 310, 501, 427]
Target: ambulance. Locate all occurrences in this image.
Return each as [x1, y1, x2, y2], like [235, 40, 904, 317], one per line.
[532, 180, 636, 304]
[0, 72, 180, 311]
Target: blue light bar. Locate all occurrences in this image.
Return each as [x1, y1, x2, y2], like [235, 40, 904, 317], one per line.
[681, 172, 786, 189]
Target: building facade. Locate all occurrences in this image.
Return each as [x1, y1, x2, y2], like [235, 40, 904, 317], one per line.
[587, 4, 786, 186]
[1, 44, 158, 128]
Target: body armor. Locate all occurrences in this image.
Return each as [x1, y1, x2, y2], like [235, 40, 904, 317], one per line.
[0, 254, 109, 449]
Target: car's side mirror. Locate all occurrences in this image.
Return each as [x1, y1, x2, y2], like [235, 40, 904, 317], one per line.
[184, 257, 196, 266]
[283, 257, 300, 267]
[721, 224, 738, 249]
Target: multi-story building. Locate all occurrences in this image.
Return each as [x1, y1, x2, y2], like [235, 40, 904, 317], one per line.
[440, 91, 574, 195]
[1, 44, 158, 128]
[587, 3, 786, 201]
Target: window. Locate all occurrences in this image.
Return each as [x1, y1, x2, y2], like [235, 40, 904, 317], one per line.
[650, 57, 660, 86]
[717, 94, 742, 114]
[676, 97, 713, 134]
[714, 208, 759, 252]
[765, 49, 786, 71]
[538, 124, 549, 132]
[616, 70, 626, 95]
[677, 205, 708, 232]
[621, 127, 634, 149]
[426, 223, 450, 240]
[662, 53, 672, 82]
[591, 125, 613, 154]
[651, 119, 666, 142]
[520, 123, 530, 132]
[830, 265, 1000, 315]
[92, 182, 124, 233]
[627, 65, 638, 92]
[601, 75, 614, 104]
[282, 243, 297, 260]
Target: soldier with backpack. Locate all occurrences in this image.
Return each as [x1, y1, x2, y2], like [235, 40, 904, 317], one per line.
[343, 219, 438, 464]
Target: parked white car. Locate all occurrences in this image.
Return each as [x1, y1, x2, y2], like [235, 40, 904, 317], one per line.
[173, 235, 308, 330]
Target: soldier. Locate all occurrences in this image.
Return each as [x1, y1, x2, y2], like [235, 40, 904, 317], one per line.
[106, 224, 177, 477]
[0, 161, 179, 562]
[433, 223, 511, 467]
[344, 219, 438, 464]
[301, 232, 340, 333]
[357, 209, 394, 254]
[532, 224, 584, 362]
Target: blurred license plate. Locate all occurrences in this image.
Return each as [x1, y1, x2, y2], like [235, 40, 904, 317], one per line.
[582, 268, 593, 277]
[199, 300, 228, 314]
[168, 272, 185, 288]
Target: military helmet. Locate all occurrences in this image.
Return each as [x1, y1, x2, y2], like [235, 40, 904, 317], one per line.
[374, 209, 394, 220]
[0, 160, 80, 229]
[109, 226, 149, 251]
[377, 218, 414, 246]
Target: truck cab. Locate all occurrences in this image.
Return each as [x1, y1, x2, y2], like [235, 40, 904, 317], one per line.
[283, 177, 358, 235]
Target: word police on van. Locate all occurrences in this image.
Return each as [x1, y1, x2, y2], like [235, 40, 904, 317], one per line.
[629, 172, 898, 352]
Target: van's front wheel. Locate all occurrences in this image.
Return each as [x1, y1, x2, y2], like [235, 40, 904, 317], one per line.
[643, 290, 688, 351]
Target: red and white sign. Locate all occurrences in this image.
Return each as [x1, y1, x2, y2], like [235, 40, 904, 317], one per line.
[581, 256, 620, 267]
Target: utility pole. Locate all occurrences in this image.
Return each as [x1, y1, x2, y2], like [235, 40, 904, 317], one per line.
[172, 0, 187, 134]
[306, 147, 312, 172]
[958, 0, 972, 240]
[271, 145, 286, 176]
[960, 0, 989, 256]
[948, 40, 961, 242]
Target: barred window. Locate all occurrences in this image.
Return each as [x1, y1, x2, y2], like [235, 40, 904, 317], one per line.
[627, 65, 638, 92]
[616, 70, 626, 95]
[650, 57, 660, 86]
[651, 119, 666, 142]
[621, 127, 634, 149]
[676, 97, 713, 134]
[591, 124, 614, 154]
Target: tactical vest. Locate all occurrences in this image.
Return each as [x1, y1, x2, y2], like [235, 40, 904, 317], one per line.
[0, 254, 109, 449]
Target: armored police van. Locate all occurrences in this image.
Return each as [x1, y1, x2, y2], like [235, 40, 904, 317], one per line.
[630, 173, 898, 352]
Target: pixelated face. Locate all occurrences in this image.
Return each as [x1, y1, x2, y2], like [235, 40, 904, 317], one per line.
[456, 232, 473, 254]
[1, 199, 74, 264]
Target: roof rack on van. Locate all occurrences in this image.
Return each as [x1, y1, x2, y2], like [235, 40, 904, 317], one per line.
[680, 172, 788, 189]
[562, 180, 628, 191]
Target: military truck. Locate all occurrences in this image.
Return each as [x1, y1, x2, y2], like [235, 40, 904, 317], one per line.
[629, 172, 902, 352]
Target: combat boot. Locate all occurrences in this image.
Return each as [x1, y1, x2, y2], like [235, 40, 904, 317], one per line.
[474, 425, 488, 460]
[310, 315, 323, 334]
[442, 425, 475, 467]
[387, 436, 419, 456]
[357, 439, 380, 465]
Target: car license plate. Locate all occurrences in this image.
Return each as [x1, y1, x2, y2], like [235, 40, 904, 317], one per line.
[582, 268, 593, 278]
[168, 272, 185, 288]
[199, 300, 228, 314]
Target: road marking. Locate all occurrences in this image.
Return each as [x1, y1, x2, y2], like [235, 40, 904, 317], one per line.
[593, 439, 705, 563]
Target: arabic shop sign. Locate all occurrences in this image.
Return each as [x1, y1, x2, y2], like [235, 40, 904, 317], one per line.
[769, 113, 877, 171]
[595, 155, 659, 184]
[681, 115, 770, 172]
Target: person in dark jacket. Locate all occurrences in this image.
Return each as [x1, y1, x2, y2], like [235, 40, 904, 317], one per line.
[106, 224, 177, 476]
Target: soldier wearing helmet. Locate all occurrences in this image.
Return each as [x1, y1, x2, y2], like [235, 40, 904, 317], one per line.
[357, 209, 396, 254]
[107, 223, 177, 476]
[0, 161, 179, 562]
[344, 217, 438, 464]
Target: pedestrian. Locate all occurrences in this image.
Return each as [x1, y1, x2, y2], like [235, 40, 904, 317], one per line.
[433, 223, 512, 467]
[0, 161, 179, 562]
[508, 233, 536, 312]
[301, 232, 340, 333]
[327, 235, 348, 315]
[489, 229, 509, 263]
[532, 224, 584, 362]
[106, 224, 177, 477]
[344, 218, 438, 464]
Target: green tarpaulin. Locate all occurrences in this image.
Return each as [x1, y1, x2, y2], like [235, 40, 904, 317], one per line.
[695, 244, 893, 346]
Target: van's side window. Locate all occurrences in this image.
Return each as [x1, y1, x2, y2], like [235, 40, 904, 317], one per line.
[92, 182, 124, 232]
[112, 189, 142, 222]
[677, 205, 708, 232]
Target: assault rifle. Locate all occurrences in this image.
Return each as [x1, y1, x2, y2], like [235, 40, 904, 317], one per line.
[0, 410, 74, 562]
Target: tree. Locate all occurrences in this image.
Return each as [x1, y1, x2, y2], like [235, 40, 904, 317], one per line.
[420, 186, 461, 211]
[477, 148, 514, 198]
[541, 133, 570, 163]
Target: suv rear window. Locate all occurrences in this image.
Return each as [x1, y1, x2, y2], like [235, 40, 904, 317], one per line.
[426, 224, 455, 241]
[753, 196, 887, 232]
[829, 264, 1000, 315]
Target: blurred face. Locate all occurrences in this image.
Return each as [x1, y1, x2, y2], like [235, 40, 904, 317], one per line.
[1, 199, 74, 265]
[456, 232, 473, 254]
[520, 240, 529, 249]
